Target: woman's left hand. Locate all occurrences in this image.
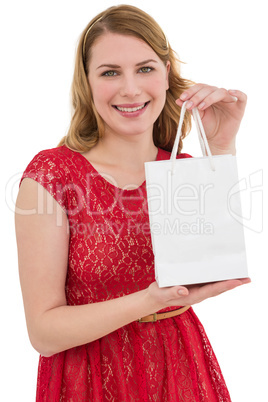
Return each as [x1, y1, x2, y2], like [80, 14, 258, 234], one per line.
[175, 84, 247, 155]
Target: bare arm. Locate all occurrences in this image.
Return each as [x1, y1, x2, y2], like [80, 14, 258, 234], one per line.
[15, 179, 165, 357]
[15, 179, 250, 358]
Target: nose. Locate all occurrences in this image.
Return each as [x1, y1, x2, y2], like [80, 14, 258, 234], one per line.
[119, 74, 142, 98]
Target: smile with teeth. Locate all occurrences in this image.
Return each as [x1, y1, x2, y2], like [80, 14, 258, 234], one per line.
[114, 102, 149, 112]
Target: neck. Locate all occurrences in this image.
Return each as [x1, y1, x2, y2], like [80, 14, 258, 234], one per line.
[93, 135, 158, 171]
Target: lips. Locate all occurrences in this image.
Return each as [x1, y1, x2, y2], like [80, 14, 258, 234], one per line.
[113, 101, 150, 113]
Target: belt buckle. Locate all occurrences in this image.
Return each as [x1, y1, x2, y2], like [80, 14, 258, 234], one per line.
[138, 313, 158, 323]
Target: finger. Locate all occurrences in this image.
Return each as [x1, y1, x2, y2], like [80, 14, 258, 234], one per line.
[176, 86, 246, 111]
[201, 278, 250, 299]
[169, 285, 189, 298]
[179, 83, 213, 100]
[186, 87, 220, 110]
[194, 88, 238, 111]
[236, 277, 251, 285]
[228, 89, 248, 104]
[176, 87, 234, 111]
[176, 83, 214, 107]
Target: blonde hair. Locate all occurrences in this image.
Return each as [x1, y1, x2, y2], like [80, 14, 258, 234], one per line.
[58, 5, 194, 154]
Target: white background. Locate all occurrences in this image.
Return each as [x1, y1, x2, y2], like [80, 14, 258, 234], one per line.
[1, 0, 267, 400]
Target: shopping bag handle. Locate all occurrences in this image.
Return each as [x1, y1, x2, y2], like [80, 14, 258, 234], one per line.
[170, 101, 216, 174]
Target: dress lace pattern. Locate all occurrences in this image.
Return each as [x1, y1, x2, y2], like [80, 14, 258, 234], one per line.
[20, 145, 231, 401]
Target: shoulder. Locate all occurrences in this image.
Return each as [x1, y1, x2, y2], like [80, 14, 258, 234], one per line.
[26, 145, 70, 166]
[20, 145, 74, 187]
[22, 145, 75, 175]
[19, 146, 72, 215]
[157, 147, 192, 161]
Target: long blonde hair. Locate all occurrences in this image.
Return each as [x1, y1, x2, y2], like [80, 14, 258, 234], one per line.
[58, 5, 194, 154]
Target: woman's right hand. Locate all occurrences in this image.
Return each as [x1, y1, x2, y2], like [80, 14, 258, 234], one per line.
[147, 278, 251, 310]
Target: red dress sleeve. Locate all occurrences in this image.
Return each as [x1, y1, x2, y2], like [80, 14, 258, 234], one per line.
[177, 153, 192, 159]
[19, 148, 68, 214]
[156, 147, 193, 161]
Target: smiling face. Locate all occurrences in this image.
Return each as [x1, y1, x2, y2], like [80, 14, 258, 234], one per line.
[88, 33, 170, 142]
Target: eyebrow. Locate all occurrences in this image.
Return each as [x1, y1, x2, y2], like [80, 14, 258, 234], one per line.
[96, 59, 158, 70]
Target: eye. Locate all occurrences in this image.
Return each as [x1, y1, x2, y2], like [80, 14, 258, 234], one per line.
[103, 70, 117, 77]
[139, 67, 153, 73]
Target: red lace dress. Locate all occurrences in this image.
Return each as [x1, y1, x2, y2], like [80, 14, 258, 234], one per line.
[20, 145, 231, 402]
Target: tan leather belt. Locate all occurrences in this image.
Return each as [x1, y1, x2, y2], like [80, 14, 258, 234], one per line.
[137, 305, 191, 323]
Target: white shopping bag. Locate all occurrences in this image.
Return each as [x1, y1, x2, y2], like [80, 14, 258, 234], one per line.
[145, 101, 248, 287]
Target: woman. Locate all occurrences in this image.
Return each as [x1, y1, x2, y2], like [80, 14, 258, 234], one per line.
[15, 5, 250, 401]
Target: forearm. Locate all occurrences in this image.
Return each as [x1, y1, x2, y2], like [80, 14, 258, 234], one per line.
[33, 288, 162, 357]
